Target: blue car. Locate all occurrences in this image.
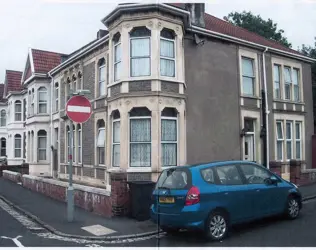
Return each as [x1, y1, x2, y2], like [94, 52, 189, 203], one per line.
[150, 161, 302, 241]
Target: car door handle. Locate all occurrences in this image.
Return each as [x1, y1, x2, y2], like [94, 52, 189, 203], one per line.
[224, 192, 229, 195]
[256, 189, 260, 192]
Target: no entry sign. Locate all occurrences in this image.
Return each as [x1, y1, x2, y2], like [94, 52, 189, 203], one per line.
[66, 95, 92, 123]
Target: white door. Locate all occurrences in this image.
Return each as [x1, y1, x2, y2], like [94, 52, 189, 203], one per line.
[244, 134, 255, 161]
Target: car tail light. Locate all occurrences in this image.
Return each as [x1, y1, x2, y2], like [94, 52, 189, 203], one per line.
[185, 186, 200, 206]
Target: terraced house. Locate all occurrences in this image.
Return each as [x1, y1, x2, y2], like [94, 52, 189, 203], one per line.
[1, 3, 316, 190]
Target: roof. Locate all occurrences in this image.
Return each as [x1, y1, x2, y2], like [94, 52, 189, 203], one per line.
[0, 84, 5, 102]
[31, 48, 67, 74]
[5, 70, 23, 93]
[169, 3, 303, 56]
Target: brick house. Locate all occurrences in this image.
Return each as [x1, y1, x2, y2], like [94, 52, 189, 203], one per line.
[1, 3, 316, 199]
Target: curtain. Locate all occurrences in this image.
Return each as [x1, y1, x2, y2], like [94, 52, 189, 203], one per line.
[160, 59, 175, 77]
[131, 38, 150, 76]
[38, 136, 47, 161]
[161, 119, 177, 166]
[130, 119, 150, 142]
[130, 144, 151, 167]
[113, 121, 120, 143]
[160, 39, 174, 58]
[15, 136, 21, 158]
[160, 39, 175, 77]
[162, 144, 177, 166]
[131, 58, 150, 77]
[161, 120, 177, 141]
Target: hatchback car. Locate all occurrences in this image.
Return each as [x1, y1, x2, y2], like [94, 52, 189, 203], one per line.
[150, 161, 302, 241]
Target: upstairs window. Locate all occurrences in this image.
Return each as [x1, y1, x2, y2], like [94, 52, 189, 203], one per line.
[273, 64, 281, 99]
[160, 28, 176, 77]
[241, 57, 255, 96]
[0, 110, 6, 126]
[98, 58, 106, 96]
[293, 68, 300, 102]
[38, 87, 47, 114]
[14, 100, 22, 121]
[31, 89, 35, 114]
[284, 67, 292, 100]
[130, 27, 151, 77]
[55, 82, 59, 112]
[113, 33, 121, 82]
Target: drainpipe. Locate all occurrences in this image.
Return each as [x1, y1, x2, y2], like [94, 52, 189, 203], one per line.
[48, 72, 54, 177]
[262, 47, 270, 169]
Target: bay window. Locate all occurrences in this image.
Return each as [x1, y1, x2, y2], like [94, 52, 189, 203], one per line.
[14, 100, 22, 121]
[112, 110, 120, 167]
[113, 33, 121, 82]
[14, 134, 22, 158]
[284, 67, 292, 100]
[160, 28, 175, 77]
[38, 87, 47, 114]
[273, 64, 281, 99]
[276, 121, 284, 161]
[161, 108, 178, 167]
[293, 68, 300, 101]
[241, 57, 255, 96]
[295, 122, 302, 159]
[55, 83, 59, 112]
[38, 130, 47, 161]
[129, 107, 151, 167]
[130, 27, 151, 77]
[0, 110, 6, 126]
[98, 58, 106, 96]
[31, 89, 34, 115]
[286, 121, 293, 160]
[97, 120, 105, 165]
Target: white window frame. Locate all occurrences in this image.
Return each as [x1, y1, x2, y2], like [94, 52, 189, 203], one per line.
[97, 127, 105, 166]
[55, 83, 59, 112]
[0, 138, 6, 157]
[129, 116, 152, 167]
[130, 31, 151, 77]
[14, 134, 22, 158]
[276, 121, 284, 161]
[273, 64, 281, 99]
[98, 62, 106, 96]
[241, 56, 255, 96]
[160, 36, 176, 77]
[112, 118, 120, 167]
[38, 87, 47, 114]
[77, 125, 82, 164]
[31, 89, 35, 115]
[284, 66, 292, 100]
[0, 110, 6, 127]
[114, 40, 121, 82]
[295, 121, 302, 160]
[293, 68, 300, 102]
[14, 101, 22, 121]
[286, 120, 293, 161]
[161, 116, 178, 168]
[38, 131, 47, 161]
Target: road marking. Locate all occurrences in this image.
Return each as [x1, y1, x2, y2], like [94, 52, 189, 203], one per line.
[81, 225, 116, 236]
[1, 236, 24, 247]
[67, 105, 91, 113]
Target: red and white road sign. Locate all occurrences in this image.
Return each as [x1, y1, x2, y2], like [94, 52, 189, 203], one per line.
[66, 95, 92, 123]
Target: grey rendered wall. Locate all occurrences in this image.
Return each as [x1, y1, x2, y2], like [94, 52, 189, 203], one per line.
[184, 36, 241, 164]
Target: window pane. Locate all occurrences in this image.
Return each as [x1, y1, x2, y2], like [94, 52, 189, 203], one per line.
[99, 81, 105, 96]
[131, 38, 150, 57]
[39, 104, 47, 113]
[294, 85, 300, 101]
[161, 120, 177, 141]
[287, 141, 292, 160]
[284, 67, 291, 83]
[216, 165, 243, 185]
[285, 84, 291, 99]
[242, 76, 254, 95]
[130, 143, 151, 167]
[15, 149, 21, 158]
[115, 43, 121, 63]
[38, 149, 46, 160]
[99, 66, 105, 82]
[113, 144, 120, 167]
[15, 113, 22, 121]
[39, 92, 47, 101]
[162, 143, 177, 166]
[277, 141, 283, 160]
[78, 130, 82, 146]
[240, 164, 271, 184]
[242, 58, 254, 76]
[15, 138, 21, 148]
[131, 58, 150, 76]
[160, 39, 174, 58]
[274, 65, 280, 81]
[15, 103, 21, 112]
[98, 147, 105, 164]
[293, 69, 299, 85]
[113, 121, 120, 143]
[114, 62, 121, 81]
[160, 59, 175, 77]
[296, 142, 301, 159]
[295, 123, 301, 140]
[286, 122, 292, 139]
[97, 129, 105, 147]
[130, 119, 151, 142]
[201, 168, 215, 183]
[277, 122, 283, 139]
[38, 137, 46, 148]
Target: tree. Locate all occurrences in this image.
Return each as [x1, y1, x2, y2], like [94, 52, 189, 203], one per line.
[224, 11, 292, 48]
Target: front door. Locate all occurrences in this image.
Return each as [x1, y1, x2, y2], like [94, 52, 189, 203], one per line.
[244, 134, 255, 162]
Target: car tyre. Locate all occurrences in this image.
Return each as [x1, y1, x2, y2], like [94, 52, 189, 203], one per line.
[285, 195, 300, 220]
[204, 210, 229, 241]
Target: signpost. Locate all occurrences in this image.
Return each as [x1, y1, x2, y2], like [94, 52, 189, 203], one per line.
[65, 93, 92, 222]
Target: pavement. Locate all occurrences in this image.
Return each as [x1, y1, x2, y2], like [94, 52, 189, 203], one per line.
[0, 178, 158, 240]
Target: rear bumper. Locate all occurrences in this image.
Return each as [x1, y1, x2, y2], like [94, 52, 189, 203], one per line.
[150, 204, 206, 230]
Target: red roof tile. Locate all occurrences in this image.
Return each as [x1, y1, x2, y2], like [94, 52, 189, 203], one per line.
[0, 84, 5, 102]
[31, 49, 67, 74]
[168, 3, 303, 56]
[5, 70, 23, 93]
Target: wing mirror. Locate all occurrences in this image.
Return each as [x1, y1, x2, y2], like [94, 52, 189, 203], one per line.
[265, 175, 278, 185]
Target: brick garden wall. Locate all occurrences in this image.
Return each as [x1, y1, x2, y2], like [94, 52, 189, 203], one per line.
[3, 170, 22, 183]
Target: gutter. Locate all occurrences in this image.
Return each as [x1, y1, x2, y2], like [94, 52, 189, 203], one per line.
[191, 25, 316, 63]
[48, 72, 54, 177]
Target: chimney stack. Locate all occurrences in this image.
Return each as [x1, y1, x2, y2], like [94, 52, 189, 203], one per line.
[97, 29, 109, 39]
[185, 3, 205, 28]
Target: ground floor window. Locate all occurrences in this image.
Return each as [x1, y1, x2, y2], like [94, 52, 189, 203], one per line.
[0, 138, 6, 156]
[14, 134, 22, 158]
[38, 130, 47, 161]
[97, 120, 105, 165]
[112, 110, 120, 167]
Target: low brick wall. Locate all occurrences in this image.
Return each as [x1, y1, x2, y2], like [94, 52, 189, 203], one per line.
[22, 175, 114, 217]
[297, 169, 316, 186]
[3, 170, 21, 183]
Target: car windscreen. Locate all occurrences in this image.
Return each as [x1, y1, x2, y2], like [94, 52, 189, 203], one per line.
[156, 168, 192, 190]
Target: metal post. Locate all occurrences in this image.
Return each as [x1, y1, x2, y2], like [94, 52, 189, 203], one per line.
[67, 120, 74, 222]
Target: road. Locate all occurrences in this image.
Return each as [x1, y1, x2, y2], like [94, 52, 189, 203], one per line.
[1, 197, 316, 247]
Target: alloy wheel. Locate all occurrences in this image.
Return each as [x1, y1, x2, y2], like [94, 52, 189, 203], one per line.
[209, 215, 227, 239]
[288, 198, 299, 218]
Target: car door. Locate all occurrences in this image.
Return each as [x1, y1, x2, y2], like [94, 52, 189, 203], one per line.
[239, 163, 284, 218]
[214, 164, 254, 223]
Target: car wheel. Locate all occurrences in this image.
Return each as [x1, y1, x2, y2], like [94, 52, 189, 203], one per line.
[160, 226, 179, 235]
[205, 210, 229, 241]
[285, 196, 300, 219]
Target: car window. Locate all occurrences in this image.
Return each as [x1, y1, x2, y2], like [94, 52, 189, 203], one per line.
[215, 165, 243, 185]
[156, 168, 191, 190]
[201, 168, 215, 183]
[240, 164, 271, 184]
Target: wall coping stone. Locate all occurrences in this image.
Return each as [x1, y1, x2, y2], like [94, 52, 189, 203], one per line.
[3, 170, 21, 176]
[301, 169, 316, 173]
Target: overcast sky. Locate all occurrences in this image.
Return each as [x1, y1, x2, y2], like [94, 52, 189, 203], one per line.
[0, 0, 315, 83]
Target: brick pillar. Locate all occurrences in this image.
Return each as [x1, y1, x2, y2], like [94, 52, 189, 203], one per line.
[269, 161, 282, 177]
[110, 172, 130, 217]
[290, 160, 301, 184]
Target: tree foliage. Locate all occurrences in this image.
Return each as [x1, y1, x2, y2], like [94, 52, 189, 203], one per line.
[299, 37, 316, 86]
[224, 11, 292, 48]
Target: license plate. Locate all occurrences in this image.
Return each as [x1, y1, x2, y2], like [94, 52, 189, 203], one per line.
[159, 196, 175, 203]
